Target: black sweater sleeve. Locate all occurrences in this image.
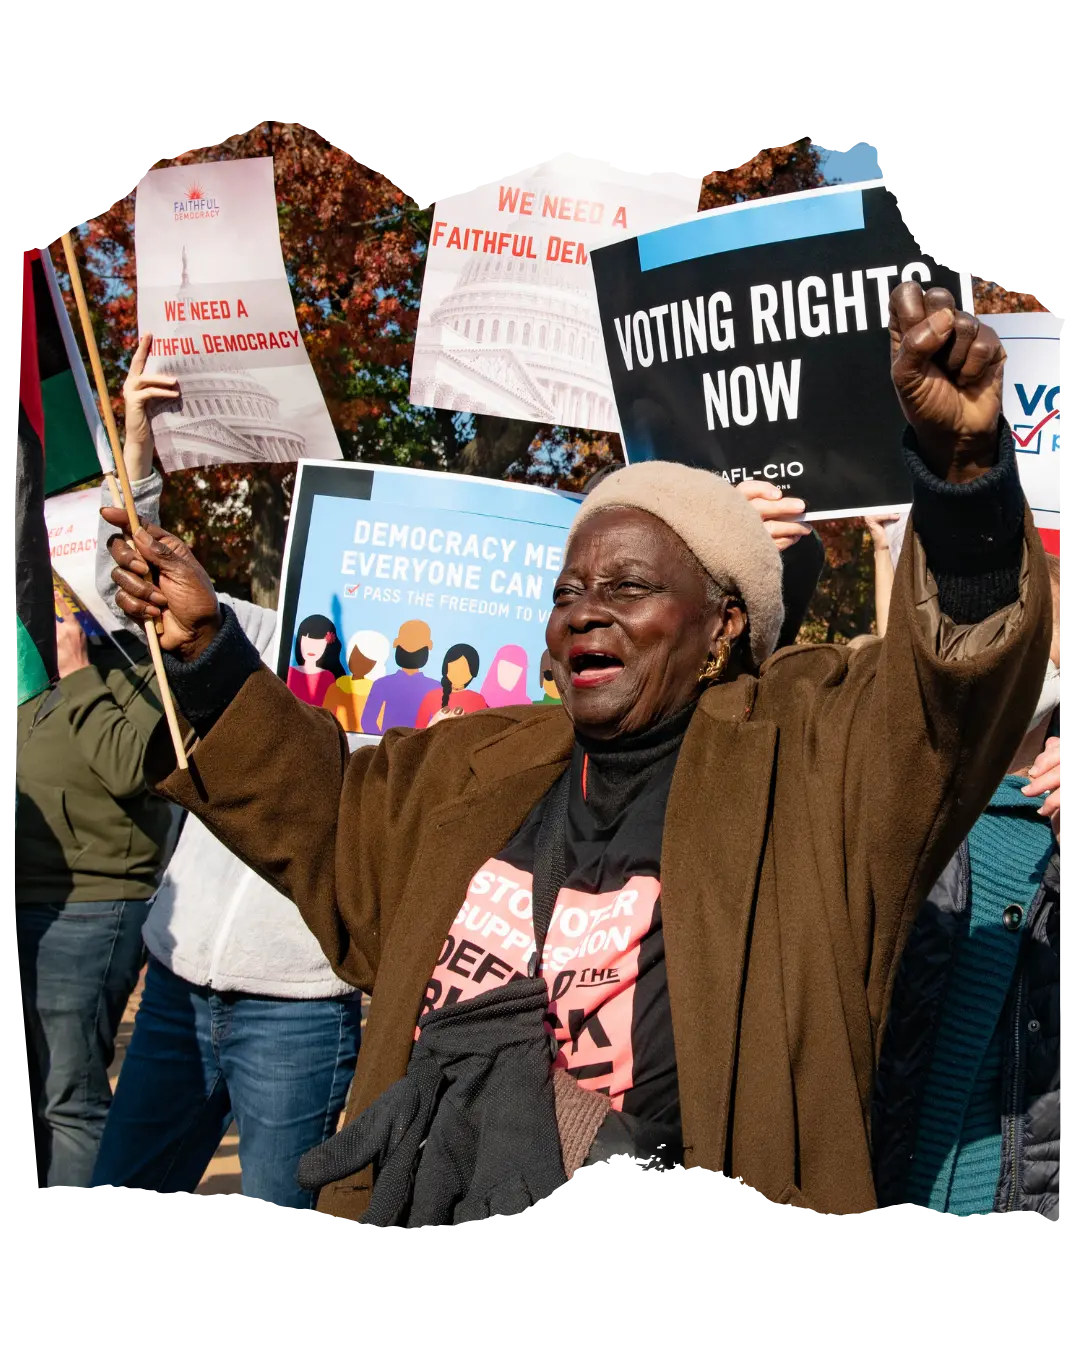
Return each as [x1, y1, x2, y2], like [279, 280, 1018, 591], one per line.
[904, 417, 1025, 625]
[161, 604, 265, 738]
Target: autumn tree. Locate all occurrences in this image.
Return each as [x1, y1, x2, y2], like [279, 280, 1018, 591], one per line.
[699, 136, 824, 210]
[971, 277, 1047, 314]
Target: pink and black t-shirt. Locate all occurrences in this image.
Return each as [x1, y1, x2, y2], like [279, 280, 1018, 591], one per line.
[418, 707, 691, 1141]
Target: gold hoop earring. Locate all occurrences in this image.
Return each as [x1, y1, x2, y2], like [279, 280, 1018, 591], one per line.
[698, 638, 731, 686]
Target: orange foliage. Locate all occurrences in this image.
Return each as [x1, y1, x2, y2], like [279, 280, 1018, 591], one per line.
[699, 137, 824, 211]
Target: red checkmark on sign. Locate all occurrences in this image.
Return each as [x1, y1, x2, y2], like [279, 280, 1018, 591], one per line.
[1012, 409, 1059, 449]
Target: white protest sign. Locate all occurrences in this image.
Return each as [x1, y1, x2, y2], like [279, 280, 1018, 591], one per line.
[410, 154, 701, 433]
[994, 311, 1061, 532]
[135, 157, 341, 472]
[44, 486, 121, 635]
[886, 312, 1063, 561]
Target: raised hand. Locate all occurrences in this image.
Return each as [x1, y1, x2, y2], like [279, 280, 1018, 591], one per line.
[102, 506, 220, 660]
[123, 333, 179, 468]
[54, 590, 90, 679]
[864, 513, 901, 552]
[889, 282, 1005, 483]
[735, 479, 811, 552]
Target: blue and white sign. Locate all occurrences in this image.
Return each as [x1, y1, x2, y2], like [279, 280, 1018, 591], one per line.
[276, 462, 579, 735]
[993, 311, 1061, 533]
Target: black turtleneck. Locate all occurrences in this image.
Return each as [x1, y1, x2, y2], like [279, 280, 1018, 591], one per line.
[573, 702, 695, 828]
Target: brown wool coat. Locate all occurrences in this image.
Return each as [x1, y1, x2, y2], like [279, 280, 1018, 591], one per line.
[147, 522, 1050, 1218]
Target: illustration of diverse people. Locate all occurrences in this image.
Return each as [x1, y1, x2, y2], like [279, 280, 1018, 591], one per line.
[478, 643, 530, 708]
[415, 643, 488, 728]
[285, 614, 346, 706]
[322, 630, 391, 732]
[288, 616, 559, 733]
[358, 619, 441, 734]
[534, 649, 562, 705]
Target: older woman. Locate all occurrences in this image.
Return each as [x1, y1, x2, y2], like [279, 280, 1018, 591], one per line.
[105, 284, 1050, 1219]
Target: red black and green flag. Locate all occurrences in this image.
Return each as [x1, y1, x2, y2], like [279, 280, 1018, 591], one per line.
[15, 245, 105, 707]
[15, 394, 56, 712]
[29, 245, 109, 495]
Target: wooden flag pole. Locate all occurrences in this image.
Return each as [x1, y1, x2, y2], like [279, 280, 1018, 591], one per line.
[57, 232, 189, 771]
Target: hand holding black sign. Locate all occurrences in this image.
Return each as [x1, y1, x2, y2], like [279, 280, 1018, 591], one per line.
[889, 282, 1005, 484]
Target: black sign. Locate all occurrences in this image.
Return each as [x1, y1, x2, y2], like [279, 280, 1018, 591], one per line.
[590, 185, 968, 517]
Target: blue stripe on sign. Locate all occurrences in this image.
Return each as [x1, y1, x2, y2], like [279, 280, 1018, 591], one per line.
[637, 189, 866, 272]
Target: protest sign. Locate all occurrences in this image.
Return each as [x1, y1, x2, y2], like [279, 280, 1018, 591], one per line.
[409, 154, 701, 434]
[45, 485, 125, 636]
[277, 463, 579, 734]
[135, 157, 341, 472]
[994, 311, 1060, 538]
[590, 182, 972, 519]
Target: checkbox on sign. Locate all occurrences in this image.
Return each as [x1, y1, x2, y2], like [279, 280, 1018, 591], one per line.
[344, 583, 360, 598]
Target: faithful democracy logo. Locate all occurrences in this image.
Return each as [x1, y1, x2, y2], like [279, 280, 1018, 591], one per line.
[173, 183, 221, 221]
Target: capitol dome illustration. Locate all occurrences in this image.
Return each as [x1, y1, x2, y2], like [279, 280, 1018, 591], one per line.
[411, 255, 618, 431]
[153, 357, 306, 470]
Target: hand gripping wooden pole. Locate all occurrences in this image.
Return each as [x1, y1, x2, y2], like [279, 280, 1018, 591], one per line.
[57, 232, 189, 771]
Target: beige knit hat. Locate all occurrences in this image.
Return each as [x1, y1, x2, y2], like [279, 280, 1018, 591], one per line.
[569, 461, 784, 667]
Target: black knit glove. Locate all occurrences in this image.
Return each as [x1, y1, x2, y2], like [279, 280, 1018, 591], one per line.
[295, 1052, 442, 1226]
[297, 977, 568, 1227]
[413, 980, 568, 1224]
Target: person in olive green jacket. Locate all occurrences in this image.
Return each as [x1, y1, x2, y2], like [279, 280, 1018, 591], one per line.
[16, 590, 177, 1187]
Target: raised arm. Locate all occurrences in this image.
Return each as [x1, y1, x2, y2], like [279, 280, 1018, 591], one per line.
[735, 478, 824, 648]
[95, 334, 175, 630]
[53, 589, 163, 798]
[864, 515, 899, 637]
[96, 334, 277, 656]
[862, 285, 1049, 1019]
[760, 284, 1051, 1037]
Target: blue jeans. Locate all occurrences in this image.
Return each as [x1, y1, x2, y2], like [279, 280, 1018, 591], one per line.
[17, 899, 149, 1188]
[91, 957, 362, 1208]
